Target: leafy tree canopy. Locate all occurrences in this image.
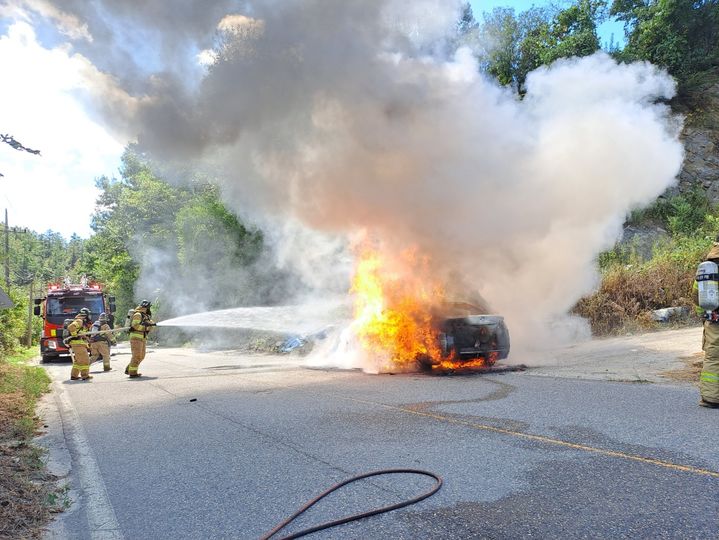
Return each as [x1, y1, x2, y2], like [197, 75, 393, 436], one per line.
[611, 0, 719, 94]
[468, 0, 605, 92]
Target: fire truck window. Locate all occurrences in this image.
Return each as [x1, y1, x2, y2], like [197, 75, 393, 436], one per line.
[47, 297, 105, 316]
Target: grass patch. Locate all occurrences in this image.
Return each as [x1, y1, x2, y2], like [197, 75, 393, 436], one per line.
[6, 347, 40, 365]
[0, 360, 50, 441]
[0, 354, 63, 539]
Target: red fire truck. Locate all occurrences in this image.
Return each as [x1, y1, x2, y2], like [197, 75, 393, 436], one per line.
[33, 277, 116, 362]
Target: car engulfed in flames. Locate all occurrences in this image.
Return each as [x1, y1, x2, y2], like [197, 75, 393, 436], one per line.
[421, 309, 510, 372]
[350, 247, 510, 373]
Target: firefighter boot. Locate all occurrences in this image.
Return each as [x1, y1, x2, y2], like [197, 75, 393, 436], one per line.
[80, 365, 93, 381]
[699, 399, 719, 408]
[70, 361, 81, 380]
[127, 363, 142, 378]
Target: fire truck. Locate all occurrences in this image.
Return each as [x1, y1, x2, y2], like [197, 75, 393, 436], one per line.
[33, 277, 116, 362]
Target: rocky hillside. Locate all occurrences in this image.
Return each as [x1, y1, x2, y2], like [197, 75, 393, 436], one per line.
[619, 78, 719, 255]
[672, 79, 719, 202]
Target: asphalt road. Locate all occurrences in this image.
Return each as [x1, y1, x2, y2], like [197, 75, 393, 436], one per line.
[40, 342, 719, 539]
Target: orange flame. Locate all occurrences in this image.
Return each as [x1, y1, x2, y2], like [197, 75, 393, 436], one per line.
[349, 245, 497, 372]
[434, 351, 497, 371]
[349, 247, 446, 371]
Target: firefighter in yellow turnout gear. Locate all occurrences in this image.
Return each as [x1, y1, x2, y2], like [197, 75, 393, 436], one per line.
[693, 241, 719, 409]
[68, 308, 93, 381]
[125, 300, 156, 378]
[89, 312, 115, 372]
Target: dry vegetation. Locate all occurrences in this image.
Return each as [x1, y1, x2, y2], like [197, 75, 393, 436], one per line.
[574, 258, 698, 335]
[0, 357, 64, 539]
[574, 225, 712, 336]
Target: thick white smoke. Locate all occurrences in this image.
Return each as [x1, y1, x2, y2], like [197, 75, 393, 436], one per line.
[15, 0, 684, 356]
[141, 4, 682, 351]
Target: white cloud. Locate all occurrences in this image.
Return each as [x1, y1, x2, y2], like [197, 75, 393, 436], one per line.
[10, 0, 93, 42]
[217, 14, 264, 35]
[0, 21, 124, 238]
[196, 48, 217, 66]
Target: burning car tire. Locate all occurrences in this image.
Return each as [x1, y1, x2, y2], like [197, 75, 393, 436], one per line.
[418, 315, 510, 371]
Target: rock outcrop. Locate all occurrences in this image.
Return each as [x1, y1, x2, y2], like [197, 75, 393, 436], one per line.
[619, 224, 670, 261]
[672, 79, 719, 202]
[622, 80, 719, 251]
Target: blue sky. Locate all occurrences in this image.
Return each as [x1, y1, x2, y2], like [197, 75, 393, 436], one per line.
[469, 0, 626, 49]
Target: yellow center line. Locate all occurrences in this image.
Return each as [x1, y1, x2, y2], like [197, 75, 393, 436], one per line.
[342, 396, 719, 479]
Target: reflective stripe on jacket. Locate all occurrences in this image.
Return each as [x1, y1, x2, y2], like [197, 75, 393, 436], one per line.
[130, 311, 153, 340]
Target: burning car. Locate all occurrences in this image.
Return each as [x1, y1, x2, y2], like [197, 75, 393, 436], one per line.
[348, 248, 511, 372]
[417, 302, 510, 371]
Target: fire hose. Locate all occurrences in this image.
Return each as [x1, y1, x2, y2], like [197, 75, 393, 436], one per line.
[261, 468, 443, 540]
[61, 325, 134, 347]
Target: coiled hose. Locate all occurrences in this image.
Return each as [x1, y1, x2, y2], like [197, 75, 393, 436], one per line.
[261, 468, 443, 540]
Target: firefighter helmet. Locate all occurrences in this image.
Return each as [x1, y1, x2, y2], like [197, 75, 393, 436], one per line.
[79, 307, 91, 319]
[98, 312, 108, 322]
[140, 300, 151, 309]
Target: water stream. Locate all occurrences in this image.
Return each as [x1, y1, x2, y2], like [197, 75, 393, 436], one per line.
[157, 297, 352, 336]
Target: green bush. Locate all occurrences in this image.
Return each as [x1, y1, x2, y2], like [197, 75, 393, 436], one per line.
[627, 188, 712, 236]
[0, 288, 28, 359]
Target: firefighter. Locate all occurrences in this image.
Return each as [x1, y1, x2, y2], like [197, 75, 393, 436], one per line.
[125, 300, 156, 378]
[693, 241, 719, 409]
[68, 308, 93, 381]
[89, 312, 115, 372]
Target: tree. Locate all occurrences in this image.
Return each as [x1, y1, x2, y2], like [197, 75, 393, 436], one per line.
[82, 148, 187, 316]
[457, 2, 480, 36]
[478, 7, 521, 87]
[519, 0, 605, 90]
[84, 147, 268, 317]
[611, 0, 719, 96]
[0, 288, 27, 355]
[515, 7, 553, 90]
[176, 186, 262, 270]
[475, 1, 605, 92]
[0, 226, 79, 355]
[543, 0, 605, 61]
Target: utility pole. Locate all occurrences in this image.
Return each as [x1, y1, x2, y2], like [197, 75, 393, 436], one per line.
[26, 279, 34, 346]
[4, 209, 8, 289]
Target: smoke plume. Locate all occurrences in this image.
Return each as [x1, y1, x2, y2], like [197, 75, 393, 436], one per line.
[14, 0, 684, 355]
